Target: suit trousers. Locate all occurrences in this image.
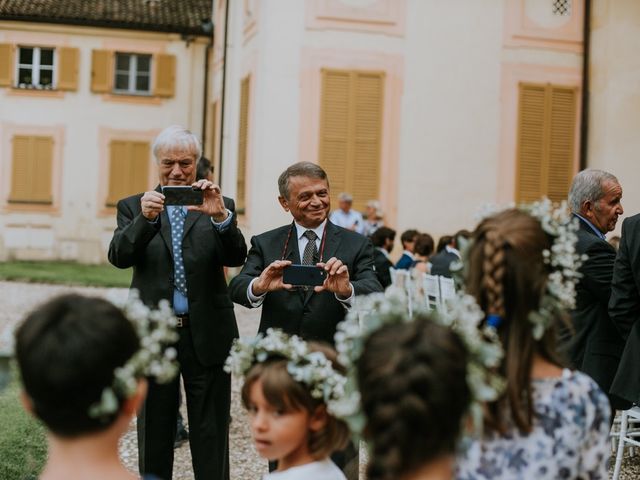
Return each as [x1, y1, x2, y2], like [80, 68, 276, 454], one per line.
[137, 328, 231, 480]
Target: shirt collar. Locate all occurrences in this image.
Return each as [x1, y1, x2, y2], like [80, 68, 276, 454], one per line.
[574, 213, 607, 240]
[295, 219, 327, 241]
[402, 250, 415, 260]
[377, 247, 391, 260]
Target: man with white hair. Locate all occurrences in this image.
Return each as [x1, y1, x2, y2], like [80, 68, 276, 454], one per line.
[109, 125, 247, 480]
[566, 168, 628, 410]
[329, 192, 365, 235]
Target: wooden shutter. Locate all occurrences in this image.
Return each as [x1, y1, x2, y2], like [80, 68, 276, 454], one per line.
[154, 53, 176, 98]
[10, 135, 53, 203]
[516, 84, 546, 202]
[57, 47, 79, 91]
[319, 69, 384, 211]
[0, 43, 14, 87]
[106, 140, 150, 206]
[91, 50, 112, 93]
[351, 72, 383, 211]
[319, 70, 350, 201]
[547, 86, 577, 202]
[236, 76, 250, 212]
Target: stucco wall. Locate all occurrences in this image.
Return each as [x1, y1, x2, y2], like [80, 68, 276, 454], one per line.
[589, 0, 640, 229]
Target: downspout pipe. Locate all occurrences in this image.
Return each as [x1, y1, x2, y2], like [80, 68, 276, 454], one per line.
[579, 0, 591, 170]
[201, 23, 213, 151]
[217, 0, 230, 187]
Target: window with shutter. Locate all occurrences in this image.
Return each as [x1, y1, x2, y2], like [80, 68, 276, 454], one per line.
[319, 69, 384, 212]
[9, 135, 53, 204]
[106, 140, 150, 206]
[236, 76, 250, 213]
[515, 83, 577, 203]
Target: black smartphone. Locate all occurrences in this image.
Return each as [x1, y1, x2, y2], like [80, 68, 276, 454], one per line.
[161, 186, 204, 206]
[282, 265, 326, 286]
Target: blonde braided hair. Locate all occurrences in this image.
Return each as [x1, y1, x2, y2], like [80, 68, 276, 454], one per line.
[482, 230, 506, 319]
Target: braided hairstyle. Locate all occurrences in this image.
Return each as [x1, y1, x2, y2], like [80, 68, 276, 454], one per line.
[466, 209, 566, 434]
[357, 316, 471, 480]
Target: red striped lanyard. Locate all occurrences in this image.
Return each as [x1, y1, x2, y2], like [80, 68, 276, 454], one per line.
[280, 221, 328, 263]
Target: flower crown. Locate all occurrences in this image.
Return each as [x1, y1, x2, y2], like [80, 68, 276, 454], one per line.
[469, 198, 584, 339]
[89, 290, 179, 419]
[224, 328, 348, 417]
[333, 288, 505, 437]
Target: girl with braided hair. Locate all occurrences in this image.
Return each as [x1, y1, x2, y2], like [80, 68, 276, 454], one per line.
[456, 209, 611, 479]
[357, 316, 472, 480]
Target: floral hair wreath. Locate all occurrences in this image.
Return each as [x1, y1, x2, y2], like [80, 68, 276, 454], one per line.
[224, 328, 348, 417]
[333, 288, 505, 438]
[89, 290, 180, 419]
[470, 198, 584, 340]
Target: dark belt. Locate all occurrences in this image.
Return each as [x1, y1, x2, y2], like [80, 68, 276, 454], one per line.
[175, 314, 190, 328]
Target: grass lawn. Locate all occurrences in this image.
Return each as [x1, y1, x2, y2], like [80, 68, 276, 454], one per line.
[0, 370, 47, 480]
[0, 261, 131, 288]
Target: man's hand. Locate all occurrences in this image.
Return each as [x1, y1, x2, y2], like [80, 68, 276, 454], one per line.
[315, 257, 352, 298]
[141, 191, 165, 221]
[251, 260, 293, 296]
[188, 180, 228, 222]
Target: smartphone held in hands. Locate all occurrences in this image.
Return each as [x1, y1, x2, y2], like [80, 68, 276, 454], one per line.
[161, 186, 204, 205]
[283, 265, 326, 286]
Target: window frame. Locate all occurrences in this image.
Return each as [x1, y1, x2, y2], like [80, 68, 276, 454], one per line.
[15, 46, 57, 90]
[113, 52, 153, 96]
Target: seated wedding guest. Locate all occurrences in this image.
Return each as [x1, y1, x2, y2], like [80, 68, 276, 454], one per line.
[15, 293, 178, 480]
[436, 235, 453, 254]
[226, 329, 350, 480]
[429, 230, 469, 278]
[362, 200, 384, 237]
[370, 226, 396, 288]
[395, 229, 419, 270]
[456, 207, 611, 479]
[357, 317, 471, 480]
[410, 233, 435, 275]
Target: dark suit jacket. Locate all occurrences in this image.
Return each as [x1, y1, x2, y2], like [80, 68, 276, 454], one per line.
[429, 250, 459, 278]
[567, 216, 626, 405]
[108, 192, 247, 366]
[373, 248, 393, 288]
[229, 221, 382, 346]
[609, 214, 640, 404]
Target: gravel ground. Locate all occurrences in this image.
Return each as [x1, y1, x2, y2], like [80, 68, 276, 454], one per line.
[1, 280, 639, 479]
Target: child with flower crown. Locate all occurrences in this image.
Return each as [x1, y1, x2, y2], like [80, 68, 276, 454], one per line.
[15, 293, 178, 480]
[226, 329, 350, 480]
[455, 205, 611, 479]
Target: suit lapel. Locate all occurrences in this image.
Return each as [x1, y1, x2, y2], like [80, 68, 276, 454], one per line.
[183, 210, 202, 239]
[159, 209, 173, 257]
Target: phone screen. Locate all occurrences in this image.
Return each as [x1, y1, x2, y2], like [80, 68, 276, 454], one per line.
[282, 265, 326, 286]
[161, 186, 204, 206]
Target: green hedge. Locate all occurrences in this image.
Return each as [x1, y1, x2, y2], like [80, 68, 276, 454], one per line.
[0, 261, 131, 288]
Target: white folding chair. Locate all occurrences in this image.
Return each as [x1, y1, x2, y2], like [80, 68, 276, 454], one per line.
[423, 274, 441, 311]
[438, 276, 456, 312]
[612, 406, 640, 479]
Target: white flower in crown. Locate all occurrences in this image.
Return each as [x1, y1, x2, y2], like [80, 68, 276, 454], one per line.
[224, 329, 348, 417]
[88, 290, 179, 419]
[334, 289, 505, 438]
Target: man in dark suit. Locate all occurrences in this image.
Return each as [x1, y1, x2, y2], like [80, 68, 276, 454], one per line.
[109, 126, 247, 480]
[229, 161, 382, 347]
[429, 230, 470, 278]
[566, 169, 626, 410]
[609, 213, 640, 406]
[394, 229, 419, 270]
[370, 226, 396, 288]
